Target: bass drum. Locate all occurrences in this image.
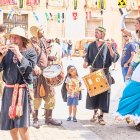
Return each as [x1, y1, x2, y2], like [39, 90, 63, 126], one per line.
[43, 64, 64, 87]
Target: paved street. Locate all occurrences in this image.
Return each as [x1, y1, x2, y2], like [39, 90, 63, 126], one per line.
[0, 57, 140, 140]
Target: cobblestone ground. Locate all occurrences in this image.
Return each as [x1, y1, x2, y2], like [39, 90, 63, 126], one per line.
[0, 57, 140, 140]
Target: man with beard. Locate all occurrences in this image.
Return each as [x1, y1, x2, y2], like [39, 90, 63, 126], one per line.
[30, 26, 62, 128]
[83, 26, 120, 125]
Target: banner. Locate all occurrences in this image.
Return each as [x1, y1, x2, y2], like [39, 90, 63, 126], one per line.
[7, 8, 15, 20]
[118, 0, 127, 8]
[72, 12, 78, 20]
[0, 0, 17, 5]
[26, 0, 39, 6]
[86, 11, 91, 20]
[0, 8, 2, 15]
[33, 11, 39, 21]
[45, 12, 52, 21]
[57, 13, 64, 23]
[97, 0, 106, 9]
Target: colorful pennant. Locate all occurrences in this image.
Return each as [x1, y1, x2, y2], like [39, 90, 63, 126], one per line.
[0, 0, 17, 5]
[33, 11, 39, 21]
[97, 0, 106, 9]
[0, 8, 2, 14]
[45, 12, 52, 21]
[26, 0, 39, 6]
[57, 13, 64, 23]
[85, 11, 91, 20]
[7, 8, 15, 20]
[72, 12, 78, 20]
[138, 6, 140, 14]
[118, 0, 127, 8]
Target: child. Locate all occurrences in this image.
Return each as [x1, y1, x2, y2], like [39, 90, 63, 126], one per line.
[65, 65, 82, 122]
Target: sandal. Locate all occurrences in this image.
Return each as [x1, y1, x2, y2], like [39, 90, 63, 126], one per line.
[135, 123, 140, 131]
[125, 117, 133, 124]
[98, 115, 105, 125]
[90, 114, 98, 122]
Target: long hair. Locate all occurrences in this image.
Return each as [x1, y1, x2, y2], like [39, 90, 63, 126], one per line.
[136, 17, 140, 38]
[22, 37, 30, 48]
[67, 65, 78, 78]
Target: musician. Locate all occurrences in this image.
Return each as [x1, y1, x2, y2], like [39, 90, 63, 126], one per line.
[0, 26, 37, 140]
[83, 26, 120, 125]
[30, 26, 62, 128]
[0, 25, 7, 97]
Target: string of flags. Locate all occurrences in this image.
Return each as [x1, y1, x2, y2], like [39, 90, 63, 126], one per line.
[33, 11, 39, 22]
[7, 8, 15, 20]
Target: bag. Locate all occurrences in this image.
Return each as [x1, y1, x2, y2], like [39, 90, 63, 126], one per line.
[61, 81, 67, 102]
[109, 74, 115, 85]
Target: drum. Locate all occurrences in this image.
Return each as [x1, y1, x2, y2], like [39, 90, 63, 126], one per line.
[82, 69, 110, 97]
[43, 64, 64, 87]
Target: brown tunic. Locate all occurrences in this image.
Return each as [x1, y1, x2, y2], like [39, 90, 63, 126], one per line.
[31, 37, 55, 98]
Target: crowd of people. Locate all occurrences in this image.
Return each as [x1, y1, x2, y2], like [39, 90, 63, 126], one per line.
[0, 14, 140, 140]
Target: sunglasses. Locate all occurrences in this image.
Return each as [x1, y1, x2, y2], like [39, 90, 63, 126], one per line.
[123, 35, 128, 37]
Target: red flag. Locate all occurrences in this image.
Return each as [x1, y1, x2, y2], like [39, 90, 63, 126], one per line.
[86, 11, 91, 20]
[26, 0, 39, 6]
[72, 12, 78, 20]
[138, 6, 140, 14]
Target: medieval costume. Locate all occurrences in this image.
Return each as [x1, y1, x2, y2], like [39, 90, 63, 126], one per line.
[0, 27, 37, 130]
[84, 26, 119, 125]
[30, 26, 62, 128]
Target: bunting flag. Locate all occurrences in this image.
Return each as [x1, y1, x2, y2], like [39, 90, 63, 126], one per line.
[33, 11, 39, 21]
[26, 0, 39, 6]
[19, 0, 24, 8]
[97, 0, 106, 9]
[0, 0, 17, 5]
[138, 6, 140, 14]
[85, 11, 91, 20]
[118, 0, 127, 8]
[57, 13, 64, 23]
[72, 12, 78, 20]
[7, 8, 15, 20]
[45, 12, 52, 21]
[0, 8, 2, 15]
[72, 0, 79, 10]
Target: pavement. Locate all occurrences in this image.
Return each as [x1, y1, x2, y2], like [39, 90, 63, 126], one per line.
[0, 57, 140, 140]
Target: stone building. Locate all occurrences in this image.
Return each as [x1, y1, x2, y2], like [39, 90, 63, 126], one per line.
[0, 0, 139, 48]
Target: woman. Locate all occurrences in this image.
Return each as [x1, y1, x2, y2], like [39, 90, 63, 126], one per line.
[0, 26, 37, 140]
[115, 51, 140, 131]
[121, 16, 140, 42]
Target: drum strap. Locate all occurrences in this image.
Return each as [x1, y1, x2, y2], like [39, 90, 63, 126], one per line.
[91, 43, 106, 68]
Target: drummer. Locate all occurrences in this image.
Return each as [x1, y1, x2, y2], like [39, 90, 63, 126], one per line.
[30, 26, 62, 128]
[83, 26, 120, 125]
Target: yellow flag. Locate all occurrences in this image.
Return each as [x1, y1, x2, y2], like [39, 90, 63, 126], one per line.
[118, 0, 127, 8]
[97, 0, 106, 9]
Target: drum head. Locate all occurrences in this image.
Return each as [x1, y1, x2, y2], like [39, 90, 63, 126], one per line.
[43, 64, 62, 78]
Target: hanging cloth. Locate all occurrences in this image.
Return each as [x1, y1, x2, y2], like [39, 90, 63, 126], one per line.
[26, 0, 39, 6]
[0, 0, 16, 5]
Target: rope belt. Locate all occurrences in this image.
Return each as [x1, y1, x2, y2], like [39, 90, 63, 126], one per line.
[5, 84, 26, 119]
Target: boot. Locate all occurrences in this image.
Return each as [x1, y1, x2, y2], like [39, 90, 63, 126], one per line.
[45, 109, 62, 126]
[33, 110, 40, 129]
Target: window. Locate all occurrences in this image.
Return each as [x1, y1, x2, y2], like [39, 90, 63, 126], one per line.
[3, 13, 28, 33]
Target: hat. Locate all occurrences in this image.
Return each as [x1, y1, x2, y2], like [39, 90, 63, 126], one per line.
[96, 26, 106, 33]
[10, 26, 29, 40]
[30, 26, 41, 38]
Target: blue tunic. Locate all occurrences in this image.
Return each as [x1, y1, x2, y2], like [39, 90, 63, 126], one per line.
[0, 48, 37, 130]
